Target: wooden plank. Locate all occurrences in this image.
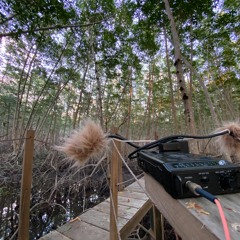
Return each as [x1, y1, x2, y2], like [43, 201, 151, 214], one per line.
[57, 220, 109, 240]
[120, 199, 153, 240]
[118, 190, 149, 201]
[80, 209, 110, 231]
[40, 231, 71, 240]
[93, 201, 140, 220]
[145, 173, 221, 240]
[80, 209, 129, 231]
[106, 196, 147, 209]
[127, 178, 144, 185]
[92, 201, 110, 214]
[116, 205, 140, 220]
[134, 177, 145, 184]
[127, 178, 145, 188]
[178, 193, 240, 240]
[126, 182, 145, 193]
[118, 196, 147, 208]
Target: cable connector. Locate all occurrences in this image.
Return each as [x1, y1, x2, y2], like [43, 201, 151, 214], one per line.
[186, 181, 230, 240]
[185, 181, 217, 203]
[185, 181, 201, 196]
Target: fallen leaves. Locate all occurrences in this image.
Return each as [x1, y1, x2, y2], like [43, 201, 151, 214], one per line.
[186, 200, 210, 215]
[69, 216, 81, 223]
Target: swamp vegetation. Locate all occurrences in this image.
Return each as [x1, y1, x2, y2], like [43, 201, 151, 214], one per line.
[0, 0, 239, 239]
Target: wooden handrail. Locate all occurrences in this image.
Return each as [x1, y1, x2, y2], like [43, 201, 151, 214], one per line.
[109, 126, 123, 240]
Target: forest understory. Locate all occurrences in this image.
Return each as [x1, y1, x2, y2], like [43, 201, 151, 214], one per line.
[0, 0, 239, 239]
[0, 140, 186, 240]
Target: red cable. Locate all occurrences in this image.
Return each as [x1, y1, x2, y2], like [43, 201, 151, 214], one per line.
[214, 199, 231, 240]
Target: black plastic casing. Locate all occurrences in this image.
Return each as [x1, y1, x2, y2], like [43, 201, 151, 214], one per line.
[137, 150, 240, 199]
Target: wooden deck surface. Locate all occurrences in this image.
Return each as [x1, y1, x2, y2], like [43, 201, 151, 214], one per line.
[145, 173, 240, 240]
[40, 177, 152, 240]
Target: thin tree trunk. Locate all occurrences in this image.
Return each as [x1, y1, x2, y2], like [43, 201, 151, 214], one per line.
[94, 57, 104, 127]
[73, 62, 89, 129]
[223, 87, 235, 117]
[12, 44, 33, 154]
[63, 96, 70, 136]
[126, 67, 133, 139]
[19, 48, 38, 137]
[35, 78, 71, 135]
[189, 21, 194, 125]
[4, 103, 11, 139]
[182, 55, 220, 126]
[89, 26, 104, 127]
[51, 110, 58, 144]
[79, 92, 92, 125]
[146, 63, 153, 137]
[163, 0, 195, 134]
[163, 27, 177, 132]
[188, 23, 199, 153]
[23, 38, 70, 142]
[165, 33, 219, 127]
[43, 112, 55, 145]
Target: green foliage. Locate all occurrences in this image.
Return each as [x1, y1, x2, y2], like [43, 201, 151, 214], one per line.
[1, 0, 76, 38]
[0, 0, 239, 140]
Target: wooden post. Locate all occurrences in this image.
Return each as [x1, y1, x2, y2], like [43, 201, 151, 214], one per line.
[152, 206, 165, 240]
[110, 134, 121, 240]
[117, 140, 123, 192]
[150, 132, 164, 240]
[110, 128, 123, 191]
[18, 130, 35, 240]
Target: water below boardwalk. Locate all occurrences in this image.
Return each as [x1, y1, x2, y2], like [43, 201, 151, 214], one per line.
[0, 152, 140, 240]
[0, 184, 108, 240]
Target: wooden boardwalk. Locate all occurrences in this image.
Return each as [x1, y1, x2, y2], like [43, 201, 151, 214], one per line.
[40, 177, 152, 240]
[145, 173, 240, 240]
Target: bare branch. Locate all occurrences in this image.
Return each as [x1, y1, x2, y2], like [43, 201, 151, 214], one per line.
[0, 14, 18, 25]
[0, 20, 104, 38]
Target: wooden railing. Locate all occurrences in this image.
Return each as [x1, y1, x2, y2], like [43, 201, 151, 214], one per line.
[17, 129, 163, 240]
[110, 138, 121, 240]
[18, 130, 35, 240]
[109, 131, 163, 240]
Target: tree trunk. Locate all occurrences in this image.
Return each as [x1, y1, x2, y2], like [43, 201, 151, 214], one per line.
[163, 0, 195, 134]
[163, 27, 177, 133]
[12, 44, 33, 154]
[188, 20, 198, 135]
[126, 67, 133, 139]
[20, 38, 69, 151]
[89, 27, 104, 127]
[165, 33, 219, 127]
[19, 48, 38, 137]
[63, 96, 70, 136]
[35, 79, 70, 136]
[182, 55, 220, 126]
[94, 57, 104, 128]
[146, 63, 153, 137]
[73, 62, 89, 129]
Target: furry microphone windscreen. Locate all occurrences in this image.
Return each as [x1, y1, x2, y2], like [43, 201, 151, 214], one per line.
[215, 122, 240, 163]
[56, 120, 110, 167]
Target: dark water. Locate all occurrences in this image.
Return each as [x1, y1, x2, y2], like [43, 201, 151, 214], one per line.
[0, 148, 141, 240]
[0, 183, 108, 240]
